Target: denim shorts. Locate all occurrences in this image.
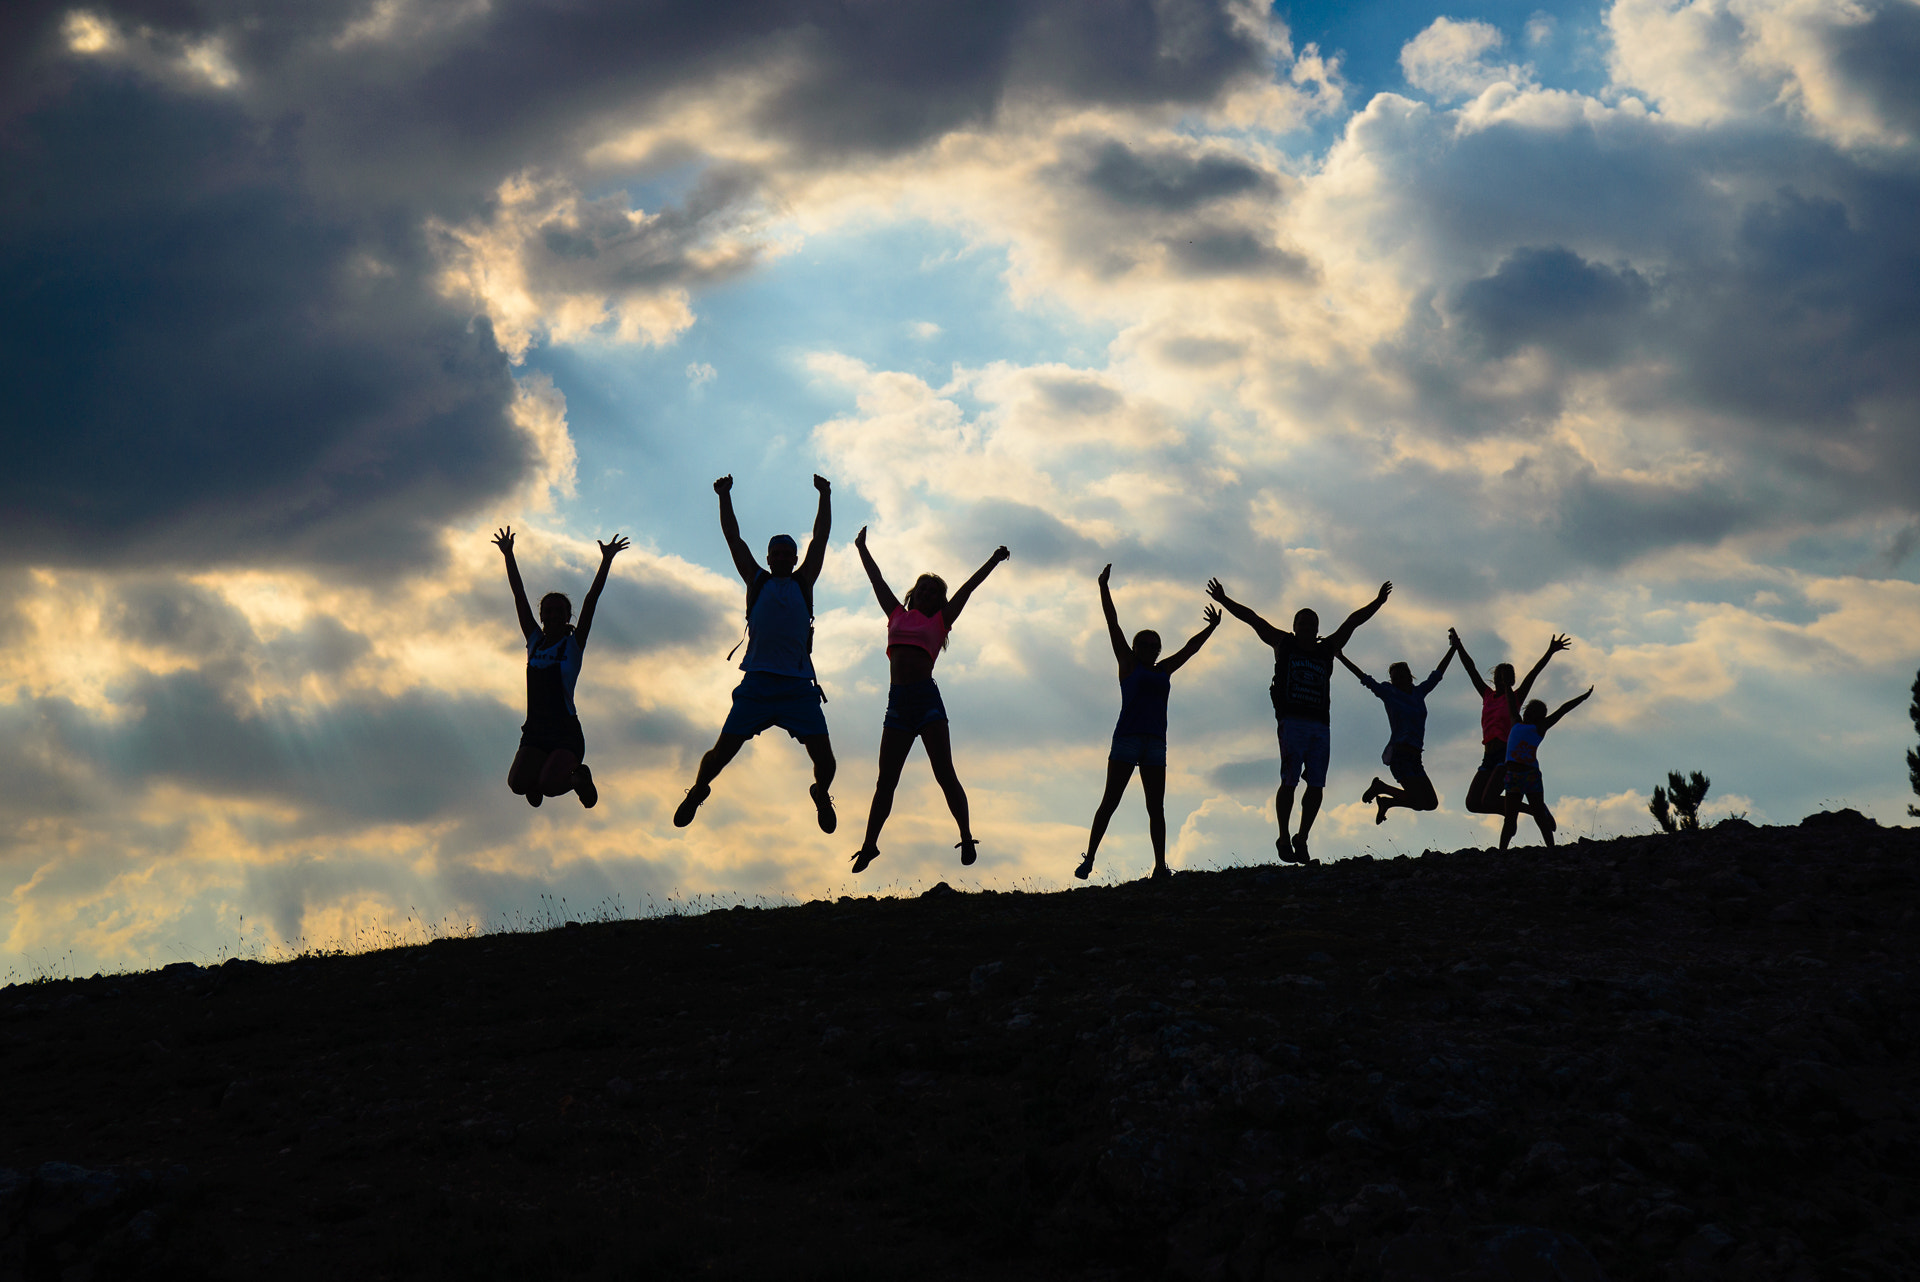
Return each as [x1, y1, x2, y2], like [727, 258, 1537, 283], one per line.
[882, 678, 947, 733]
[1278, 720, 1330, 788]
[722, 672, 829, 740]
[1109, 733, 1167, 767]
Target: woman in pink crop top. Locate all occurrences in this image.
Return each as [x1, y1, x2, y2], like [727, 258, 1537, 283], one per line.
[1448, 628, 1570, 817]
[849, 525, 1010, 873]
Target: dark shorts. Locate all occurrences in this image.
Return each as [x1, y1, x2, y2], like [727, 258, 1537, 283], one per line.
[883, 678, 947, 734]
[1278, 720, 1330, 789]
[1387, 745, 1430, 791]
[520, 715, 585, 761]
[722, 671, 829, 740]
[1110, 733, 1167, 767]
[1478, 738, 1507, 772]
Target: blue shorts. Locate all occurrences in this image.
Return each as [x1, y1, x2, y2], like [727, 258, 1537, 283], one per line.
[1278, 720, 1330, 789]
[883, 678, 947, 734]
[1109, 733, 1167, 767]
[722, 672, 828, 740]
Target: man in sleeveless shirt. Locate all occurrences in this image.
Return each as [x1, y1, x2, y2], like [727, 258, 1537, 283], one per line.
[1206, 577, 1392, 864]
[675, 474, 837, 832]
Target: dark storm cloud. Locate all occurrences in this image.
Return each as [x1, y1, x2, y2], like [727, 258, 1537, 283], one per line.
[37, 673, 511, 826]
[1452, 246, 1650, 364]
[2, 0, 1277, 577]
[0, 67, 528, 573]
[1080, 140, 1271, 212]
[1825, 0, 1920, 141]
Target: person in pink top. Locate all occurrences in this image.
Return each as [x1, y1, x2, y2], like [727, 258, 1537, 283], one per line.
[1448, 629, 1570, 821]
[849, 526, 1010, 874]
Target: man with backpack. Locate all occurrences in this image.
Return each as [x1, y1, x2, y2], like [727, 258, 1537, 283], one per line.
[674, 474, 837, 833]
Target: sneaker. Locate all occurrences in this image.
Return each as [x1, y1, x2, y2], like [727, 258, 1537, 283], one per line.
[1150, 864, 1171, 881]
[1374, 798, 1390, 826]
[573, 764, 598, 809]
[956, 837, 980, 866]
[673, 782, 710, 828]
[1291, 833, 1313, 864]
[851, 846, 880, 874]
[1362, 777, 1385, 804]
[1073, 852, 1095, 881]
[809, 781, 837, 834]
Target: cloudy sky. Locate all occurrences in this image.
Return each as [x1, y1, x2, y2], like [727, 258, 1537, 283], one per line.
[4, 0, 1917, 977]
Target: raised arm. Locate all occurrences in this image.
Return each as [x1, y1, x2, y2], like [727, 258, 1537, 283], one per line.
[853, 526, 900, 618]
[1335, 649, 1378, 689]
[713, 475, 761, 586]
[1204, 578, 1286, 646]
[573, 535, 630, 648]
[1098, 564, 1132, 676]
[797, 474, 831, 589]
[493, 527, 537, 638]
[1159, 604, 1222, 676]
[1542, 685, 1594, 732]
[1513, 633, 1573, 706]
[1419, 642, 1456, 693]
[1449, 627, 1490, 698]
[1325, 581, 1393, 650]
[943, 544, 1010, 626]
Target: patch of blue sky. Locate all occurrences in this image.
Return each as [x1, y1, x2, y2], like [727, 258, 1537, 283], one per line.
[1273, 0, 1615, 144]
[524, 219, 1117, 570]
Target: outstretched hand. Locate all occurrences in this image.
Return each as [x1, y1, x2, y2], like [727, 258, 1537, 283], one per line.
[598, 534, 631, 560]
[492, 527, 515, 555]
[854, 525, 868, 549]
[713, 475, 733, 495]
[1205, 577, 1228, 604]
[1447, 626, 1461, 649]
[1375, 580, 1394, 603]
[1203, 604, 1222, 628]
[1098, 563, 1112, 586]
[990, 546, 1010, 565]
[813, 474, 831, 493]
[1549, 633, 1573, 654]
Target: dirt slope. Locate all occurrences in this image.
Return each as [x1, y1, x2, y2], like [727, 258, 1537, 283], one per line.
[3, 812, 1917, 1280]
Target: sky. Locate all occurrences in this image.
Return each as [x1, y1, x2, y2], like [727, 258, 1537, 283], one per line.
[3, 0, 1918, 978]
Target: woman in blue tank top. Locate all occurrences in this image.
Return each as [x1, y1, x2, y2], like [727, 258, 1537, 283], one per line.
[493, 526, 628, 809]
[1075, 565, 1221, 882]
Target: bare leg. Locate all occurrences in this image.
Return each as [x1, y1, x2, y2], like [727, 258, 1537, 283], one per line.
[920, 721, 973, 847]
[799, 734, 836, 790]
[1533, 801, 1557, 847]
[692, 732, 748, 791]
[1140, 761, 1168, 872]
[1085, 758, 1136, 866]
[536, 748, 579, 797]
[1275, 782, 1296, 853]
[1499, 790, 1521, 849]
[1299, 785, 1323, 839]
[859, 724, 918, 852]
[508, 745, 545, 796]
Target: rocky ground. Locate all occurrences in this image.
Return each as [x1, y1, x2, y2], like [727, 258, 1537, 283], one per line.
[4, 811, 1918, 1280]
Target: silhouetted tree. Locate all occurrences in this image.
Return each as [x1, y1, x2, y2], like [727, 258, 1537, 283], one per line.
[1908, 668, 1919, 819]
[1651, 770, 1711, 833]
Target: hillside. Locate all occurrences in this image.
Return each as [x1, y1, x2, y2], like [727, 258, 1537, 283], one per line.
[4, 813, 1917, 1280]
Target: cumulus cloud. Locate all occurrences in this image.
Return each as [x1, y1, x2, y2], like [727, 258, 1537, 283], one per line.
[1400, 17, 1535, 101]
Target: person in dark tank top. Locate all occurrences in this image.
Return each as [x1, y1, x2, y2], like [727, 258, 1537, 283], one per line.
[493, 526, 629, 810]
[1074, 565, 1221, 883]
[1206, 576, 1392, 865]
[674, 474, 839, 835]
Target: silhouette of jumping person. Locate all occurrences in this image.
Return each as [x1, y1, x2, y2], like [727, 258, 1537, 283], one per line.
[674, 475, 837, 833]
[1449, 630, 1570, 819]
[1337, 638, 1455, 826]
[494, 527, 630, 809]
[849, 527, 1009, 874]
[1075, 566, 1221, 883]
[1498, 687, 1595, 849]
[1207, 577, 1392, 863]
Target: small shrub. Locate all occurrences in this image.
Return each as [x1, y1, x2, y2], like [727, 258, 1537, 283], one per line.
[1651, 770, 1711, 833]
